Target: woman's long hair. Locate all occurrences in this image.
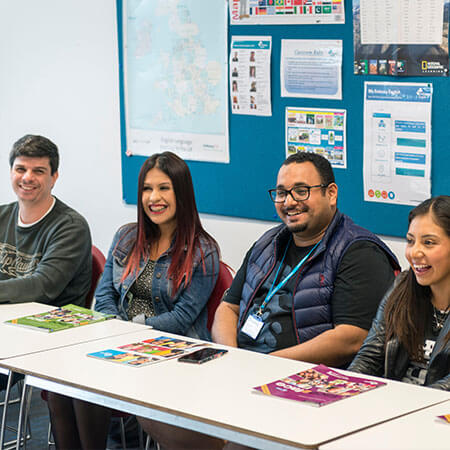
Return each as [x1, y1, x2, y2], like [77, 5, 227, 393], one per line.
[384, 195, 450, 360]
[120, 152, 219, 293]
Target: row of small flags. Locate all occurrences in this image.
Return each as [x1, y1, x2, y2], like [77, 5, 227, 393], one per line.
[248, 0, 342, 15]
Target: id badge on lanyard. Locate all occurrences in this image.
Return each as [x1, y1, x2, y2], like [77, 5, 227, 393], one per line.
[241, 314, 264, 340]
[240, 239, 320, 341]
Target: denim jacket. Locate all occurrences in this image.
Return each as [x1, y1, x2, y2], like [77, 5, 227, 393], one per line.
[94, 224, 219, 341]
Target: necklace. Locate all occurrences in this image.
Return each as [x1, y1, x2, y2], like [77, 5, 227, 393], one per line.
[432, 304, 449, 332]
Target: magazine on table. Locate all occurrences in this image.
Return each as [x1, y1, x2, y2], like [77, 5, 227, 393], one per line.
[87, 335, 209, 368]
[5, 304, 114, 333]
[253, 364, 386, 407]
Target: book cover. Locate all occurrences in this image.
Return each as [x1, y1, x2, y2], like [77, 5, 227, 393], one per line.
[87, 349, 158, 367]
[5, 304, 114, 333]
[437, 414, 450, 424]
[140, 336, 205, 350]
[88, 335, 207, 367]
[253, 364, 386, 407]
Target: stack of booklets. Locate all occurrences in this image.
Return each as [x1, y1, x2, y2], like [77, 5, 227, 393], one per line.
[5, 304, 114, 333]
[87, 336, 207, 367]
[253, 364, 386, 407]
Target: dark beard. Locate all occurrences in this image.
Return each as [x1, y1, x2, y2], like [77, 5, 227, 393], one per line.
[283, 206, 309, 235]
[287, 223, 307, 234]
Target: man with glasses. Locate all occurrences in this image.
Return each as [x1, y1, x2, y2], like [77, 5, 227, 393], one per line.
[213, 152, 400, 367]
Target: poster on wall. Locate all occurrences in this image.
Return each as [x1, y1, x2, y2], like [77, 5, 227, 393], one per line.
[123, 0, 229, 163]
[286, 107, 346, 168]
[354, 0, 449, 76]
[230, 36, 272, 116]
[281, 40, 342, 100]
[364, 82, 432, 206]
[229, 0, 345, 25]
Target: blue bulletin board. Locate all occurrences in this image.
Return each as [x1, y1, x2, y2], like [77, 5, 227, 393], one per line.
[117, 0, 450, 238]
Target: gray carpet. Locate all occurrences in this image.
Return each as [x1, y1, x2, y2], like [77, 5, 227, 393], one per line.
[1, 385, 50, 449]
[1, 384, 151, 449]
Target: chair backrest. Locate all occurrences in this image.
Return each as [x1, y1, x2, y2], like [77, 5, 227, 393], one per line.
[85, 245, 107, 309]
[207, 261, 234, 331]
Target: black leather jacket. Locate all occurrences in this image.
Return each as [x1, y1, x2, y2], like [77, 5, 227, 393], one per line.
[348, 276, 450, 391]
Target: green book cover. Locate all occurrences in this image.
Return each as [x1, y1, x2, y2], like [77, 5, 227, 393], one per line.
[5, 304, 114, 333]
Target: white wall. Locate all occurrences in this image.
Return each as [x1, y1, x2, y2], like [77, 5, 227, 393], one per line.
[0, 0, 408, 271]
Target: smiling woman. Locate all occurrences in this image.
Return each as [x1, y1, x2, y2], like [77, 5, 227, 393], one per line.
[349, 195, 450, 392]
[46, 151, 221, 450]
[141, 167, 177, 255]
[115, 152, 220, 303]
[405, 212, 450, 298]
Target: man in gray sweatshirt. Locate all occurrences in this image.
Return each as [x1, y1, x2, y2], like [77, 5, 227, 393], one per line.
[0, 134, 92, 388]
[0, 134, 92, 306]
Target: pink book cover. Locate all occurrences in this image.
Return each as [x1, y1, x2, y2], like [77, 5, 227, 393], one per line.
[253, 364, 386, 407]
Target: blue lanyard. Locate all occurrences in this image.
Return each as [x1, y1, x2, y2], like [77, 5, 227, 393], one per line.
[256, 239, 321, 316]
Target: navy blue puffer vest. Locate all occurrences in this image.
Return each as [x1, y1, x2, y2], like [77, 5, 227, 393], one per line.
[238, 211, 400, 344]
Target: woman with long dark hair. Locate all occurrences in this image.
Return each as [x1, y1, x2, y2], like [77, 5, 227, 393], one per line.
[349, 195, 450, 390]
[47, 152, 221, 449]
[93, 151, 219, 339]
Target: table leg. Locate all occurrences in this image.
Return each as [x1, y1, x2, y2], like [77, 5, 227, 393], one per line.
[21, 385, 33, 450]
[0, 370, 12, 450]
[15, 378, 32, 450]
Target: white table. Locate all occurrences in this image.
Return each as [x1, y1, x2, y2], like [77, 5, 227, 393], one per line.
[0, 303, 51, 322]
[321, 400, 450, 450]
[2, 329, 448, 450]
[0, 302, 148, 449]
[0, 302, 145, 360]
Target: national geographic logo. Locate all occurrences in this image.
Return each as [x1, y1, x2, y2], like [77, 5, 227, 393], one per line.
[0, 243, 41, 277]
[421, 60, 445, 73]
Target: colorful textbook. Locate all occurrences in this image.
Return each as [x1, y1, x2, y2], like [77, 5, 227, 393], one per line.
[87, 336, 207, 368]
[5, 304, 114, 332]
[253, 364, 386, 407]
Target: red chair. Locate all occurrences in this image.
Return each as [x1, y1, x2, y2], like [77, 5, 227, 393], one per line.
[207, 261, 234, 331]
[85, 245, 107, 308]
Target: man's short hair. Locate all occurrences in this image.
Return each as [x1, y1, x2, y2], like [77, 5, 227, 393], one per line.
[9, 135, 59, 175]
[283, 152, 335, 186]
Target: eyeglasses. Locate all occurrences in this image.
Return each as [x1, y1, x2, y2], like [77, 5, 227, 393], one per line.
[268, 184, 328, 203]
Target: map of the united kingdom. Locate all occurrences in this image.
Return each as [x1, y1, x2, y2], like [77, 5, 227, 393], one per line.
[126, 0, 227, 138]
